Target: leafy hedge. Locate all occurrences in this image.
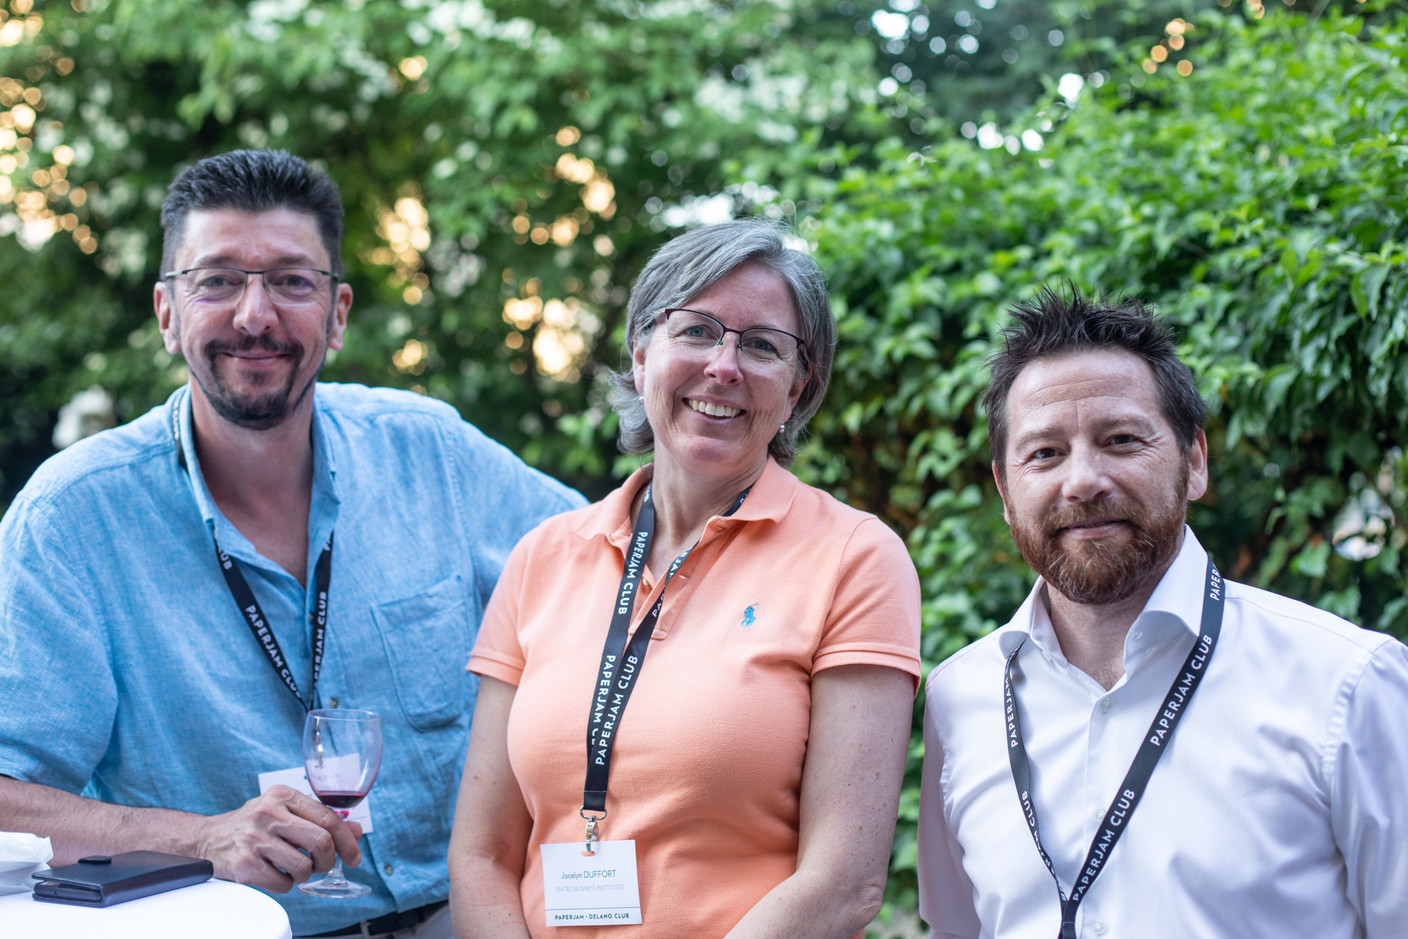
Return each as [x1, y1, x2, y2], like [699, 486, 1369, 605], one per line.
[0, 0, 896, 504]
[796, 5, 1408, 919]
[4, 0, 1404, 929]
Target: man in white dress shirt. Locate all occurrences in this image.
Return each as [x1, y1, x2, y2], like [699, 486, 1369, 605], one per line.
[918, 286, 1408, 939]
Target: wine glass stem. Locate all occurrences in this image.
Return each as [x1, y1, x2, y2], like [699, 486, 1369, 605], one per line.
[324, 856, 349, 886]
[323, 808, 351, 886]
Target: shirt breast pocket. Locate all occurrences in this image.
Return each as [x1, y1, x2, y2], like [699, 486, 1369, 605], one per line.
[371, 576, 471, 730]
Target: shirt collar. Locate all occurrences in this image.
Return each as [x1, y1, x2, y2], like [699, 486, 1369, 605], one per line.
[573, 456, 797, 550]
[1138, 526, 1210, 639]
[169, 387, 219, 530]
[306, 395, 340, 553]
[170, 385, 340, 562]
[999, 526, 1211, 660]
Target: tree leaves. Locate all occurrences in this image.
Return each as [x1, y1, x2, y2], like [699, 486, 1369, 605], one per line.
[0, 0, 900, 501]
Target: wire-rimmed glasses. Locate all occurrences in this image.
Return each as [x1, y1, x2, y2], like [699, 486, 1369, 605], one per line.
[659, 308, 805, 370]
[163, 267, 337, 306]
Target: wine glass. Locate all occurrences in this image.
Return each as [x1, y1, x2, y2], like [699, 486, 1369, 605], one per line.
[298, 708, 382, 898]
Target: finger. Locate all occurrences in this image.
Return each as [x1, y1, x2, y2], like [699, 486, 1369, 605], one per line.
[270, 814, 340, 874]
[283, 796, 363, 868]
[343, 818, 365, 859]
[262, 783, 307, 805]
[201, 793, 314, 887]
[329, 815, 364, 867]
[258, 834, 321, 883]
[222, 851, 297, 893]
[236, 792, 337, 875]
[282, 790, 346, 830]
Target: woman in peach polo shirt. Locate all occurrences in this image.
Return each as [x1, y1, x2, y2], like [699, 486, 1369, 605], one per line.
[448, 219, 922, 937]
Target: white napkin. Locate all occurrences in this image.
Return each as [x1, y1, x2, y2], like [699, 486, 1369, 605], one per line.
[0, 831, 53, 895]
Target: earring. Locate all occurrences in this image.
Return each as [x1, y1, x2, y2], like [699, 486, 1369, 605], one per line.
[779, 421, 787, 434]
[637, 394, 644, 403]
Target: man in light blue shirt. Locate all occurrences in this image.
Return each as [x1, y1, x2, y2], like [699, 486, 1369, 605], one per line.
[0, 149, 583, 937]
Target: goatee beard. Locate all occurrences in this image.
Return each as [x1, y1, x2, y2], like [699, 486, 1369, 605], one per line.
[198, 335, 317, 430]
[1009, 466, 1188, 606]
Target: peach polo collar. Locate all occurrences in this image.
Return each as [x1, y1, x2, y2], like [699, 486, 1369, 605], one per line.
[570, 458, 799, 642]
[571, 456, 800, 551]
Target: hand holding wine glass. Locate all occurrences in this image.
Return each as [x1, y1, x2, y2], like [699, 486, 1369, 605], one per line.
[299, 708, 381, 898]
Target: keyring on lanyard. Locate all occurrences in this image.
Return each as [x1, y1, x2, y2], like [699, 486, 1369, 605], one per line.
[579, 807, 607, 853]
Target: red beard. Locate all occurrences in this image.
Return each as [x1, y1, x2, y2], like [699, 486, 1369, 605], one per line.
[1008, 464, 1189, 606]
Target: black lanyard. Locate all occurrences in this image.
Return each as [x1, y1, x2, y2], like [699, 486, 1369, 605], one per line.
[580, 483, 747, 836]
[1005, 559, 1224, 939]
[171, 390, 332, 711]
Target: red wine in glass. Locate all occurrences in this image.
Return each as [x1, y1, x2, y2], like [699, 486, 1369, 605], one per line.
[299, 708, 382, 899]
[315, 789, 372, 811]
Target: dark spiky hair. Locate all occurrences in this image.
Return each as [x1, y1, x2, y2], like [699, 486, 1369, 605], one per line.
[983, 284, 1206, 481]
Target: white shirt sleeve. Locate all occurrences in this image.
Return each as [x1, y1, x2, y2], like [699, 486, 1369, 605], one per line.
[1329, 637, 1408, 936]
[918, 678, 984, 939]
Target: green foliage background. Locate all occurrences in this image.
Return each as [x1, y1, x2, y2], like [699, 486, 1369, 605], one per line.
[3, 0, 1406, 929]
[803, 6, 1408, 914]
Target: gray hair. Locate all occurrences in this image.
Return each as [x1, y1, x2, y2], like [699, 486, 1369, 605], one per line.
[607, 219, 835, 465]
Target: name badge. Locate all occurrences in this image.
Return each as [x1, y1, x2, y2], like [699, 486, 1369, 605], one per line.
[539, 840, 642, 926]
[257, 766, 375, 833]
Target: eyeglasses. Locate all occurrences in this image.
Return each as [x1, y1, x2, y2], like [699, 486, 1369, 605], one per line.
[658, 308, 805, 369]
[163, 267, 337, 306]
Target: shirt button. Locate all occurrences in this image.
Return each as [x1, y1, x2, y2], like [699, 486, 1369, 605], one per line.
[1100, 699, 1113, 713]
[1092, 922, 1108, 936]
[329, 697, 339, 708]
[384, 863, 394, 875]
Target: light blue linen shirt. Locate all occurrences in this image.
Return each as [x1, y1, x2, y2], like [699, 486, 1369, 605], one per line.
[0, 382, 583, 934]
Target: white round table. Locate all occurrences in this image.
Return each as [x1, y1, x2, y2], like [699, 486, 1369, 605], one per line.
[0, 877, 292, 938]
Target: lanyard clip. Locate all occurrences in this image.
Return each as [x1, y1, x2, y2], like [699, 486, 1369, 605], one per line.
[579, 807, 606, 855]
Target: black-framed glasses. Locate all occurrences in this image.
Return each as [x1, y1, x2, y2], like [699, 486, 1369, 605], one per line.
[659, 308, 805, 369]
[163, 267, 338, 306]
